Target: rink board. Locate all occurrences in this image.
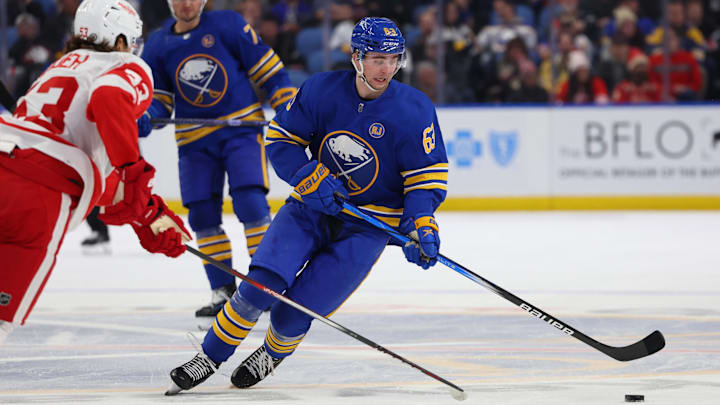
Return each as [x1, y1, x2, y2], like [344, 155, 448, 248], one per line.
[140, 105, 720, 211]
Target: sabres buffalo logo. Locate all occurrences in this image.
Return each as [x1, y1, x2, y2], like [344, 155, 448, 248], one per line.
[319, 131, 379, 196]
[175, 54, 228, 107]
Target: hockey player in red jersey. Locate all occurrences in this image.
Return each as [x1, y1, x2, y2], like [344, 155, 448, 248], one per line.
[0, 0, 191, 344]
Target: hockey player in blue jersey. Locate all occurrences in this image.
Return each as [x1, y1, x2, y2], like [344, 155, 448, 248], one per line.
[139, 0, 297, 323]
[166, 17, 448, 394]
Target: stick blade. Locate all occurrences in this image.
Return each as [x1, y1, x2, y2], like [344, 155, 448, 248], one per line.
[610, 330, 666, 362]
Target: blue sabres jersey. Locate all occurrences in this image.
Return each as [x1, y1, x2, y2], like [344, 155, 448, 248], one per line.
[142, 10, 296, 152]
[266, 71, 448, 227]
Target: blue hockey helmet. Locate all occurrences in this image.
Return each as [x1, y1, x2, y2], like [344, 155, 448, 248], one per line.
[350, 17, 407, 92]
[351, 17, 406, 62]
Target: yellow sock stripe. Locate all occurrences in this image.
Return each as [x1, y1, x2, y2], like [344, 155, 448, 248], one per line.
[265, 328, 304, 354]
[245, 234, 264, 248]
[212, 320, 244, 346]
[202, 252, 232, 265]
[198, 234, 228, 245]
[216, 308, 252, 339]
[248, 247, 258, 256]
[244, 223, 269, 236]
[222, 301, 257, 329]
[199, 241, 231, 255]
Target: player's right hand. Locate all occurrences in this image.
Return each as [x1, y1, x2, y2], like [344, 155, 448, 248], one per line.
[290, 161, 348, 216]
[131, 194, 191, 258]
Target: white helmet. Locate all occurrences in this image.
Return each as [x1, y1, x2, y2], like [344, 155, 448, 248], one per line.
[167, 0, 208, 20]
[74, 0, 143, 53]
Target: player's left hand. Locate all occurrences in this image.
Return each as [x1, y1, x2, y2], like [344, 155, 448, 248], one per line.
[401, 216, 440, 270]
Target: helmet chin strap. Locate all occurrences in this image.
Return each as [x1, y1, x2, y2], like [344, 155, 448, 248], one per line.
[352, 57, 381, 93]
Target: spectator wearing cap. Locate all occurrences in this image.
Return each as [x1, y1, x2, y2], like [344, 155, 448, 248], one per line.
[648, 29, 703, 101]
[612, 49, 661, 103]
[603, 0, 656, 37]
[609, 6, 645, 49]
[557, 50, 609, 104]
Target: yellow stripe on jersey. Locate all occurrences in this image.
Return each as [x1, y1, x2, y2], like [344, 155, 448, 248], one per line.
[269, 87, 298, 110]
[248, 49, 274, 76]
[250, 52, 281, 84]
[400, 163, 449, 177]
[265, 120, 310, 146]
[255, 60, 284, 86]
[403, 171, 449, 187]
[153, 91, 174, 114]
[404, 182, 448, 193]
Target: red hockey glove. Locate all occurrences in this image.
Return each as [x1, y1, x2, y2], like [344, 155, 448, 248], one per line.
[131, 194, 192, 258]
[98, 158, 156, 225]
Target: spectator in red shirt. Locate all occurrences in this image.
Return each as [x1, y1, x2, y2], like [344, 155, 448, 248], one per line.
[557, 50, 609, 104]
[649, 28, 703, 101]
[613, 49, 662, 103]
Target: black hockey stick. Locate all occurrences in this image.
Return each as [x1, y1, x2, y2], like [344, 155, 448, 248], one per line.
[184, 244, 468, 401]
[0, 80, 16, 113]
[150, 117, 268, 127]
[336, 194, 666, 362]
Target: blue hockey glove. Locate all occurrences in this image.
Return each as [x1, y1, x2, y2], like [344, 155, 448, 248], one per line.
[290, 161, 348, 215]
[401, 216, 440, 270]
[137, 113, 152, 138]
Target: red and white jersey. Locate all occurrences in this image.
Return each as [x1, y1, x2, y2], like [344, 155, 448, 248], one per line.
[0, 50, 153, 230]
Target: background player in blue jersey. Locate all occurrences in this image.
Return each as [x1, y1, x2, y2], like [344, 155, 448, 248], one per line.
[165, 17, 448, 394]
[139, 0, 297, 324]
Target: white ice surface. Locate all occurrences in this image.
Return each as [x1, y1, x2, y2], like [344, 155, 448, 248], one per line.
[1, 211, 719, 404]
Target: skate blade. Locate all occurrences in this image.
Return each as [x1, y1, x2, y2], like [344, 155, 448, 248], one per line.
[165, 380, 183, 396]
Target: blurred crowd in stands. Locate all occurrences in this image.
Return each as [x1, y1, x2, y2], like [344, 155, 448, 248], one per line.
[3, 0, 720, 105]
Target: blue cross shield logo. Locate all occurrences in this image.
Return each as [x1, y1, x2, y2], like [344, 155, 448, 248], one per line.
[489, 130, 517, 167]
[447, 130, 482, 168]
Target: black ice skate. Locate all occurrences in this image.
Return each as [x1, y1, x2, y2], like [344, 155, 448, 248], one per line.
[80, 231, 110, 255]
[195, 282, 235, 329]
[231, 345, 284, 388]
[165, 352, 219, 395]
